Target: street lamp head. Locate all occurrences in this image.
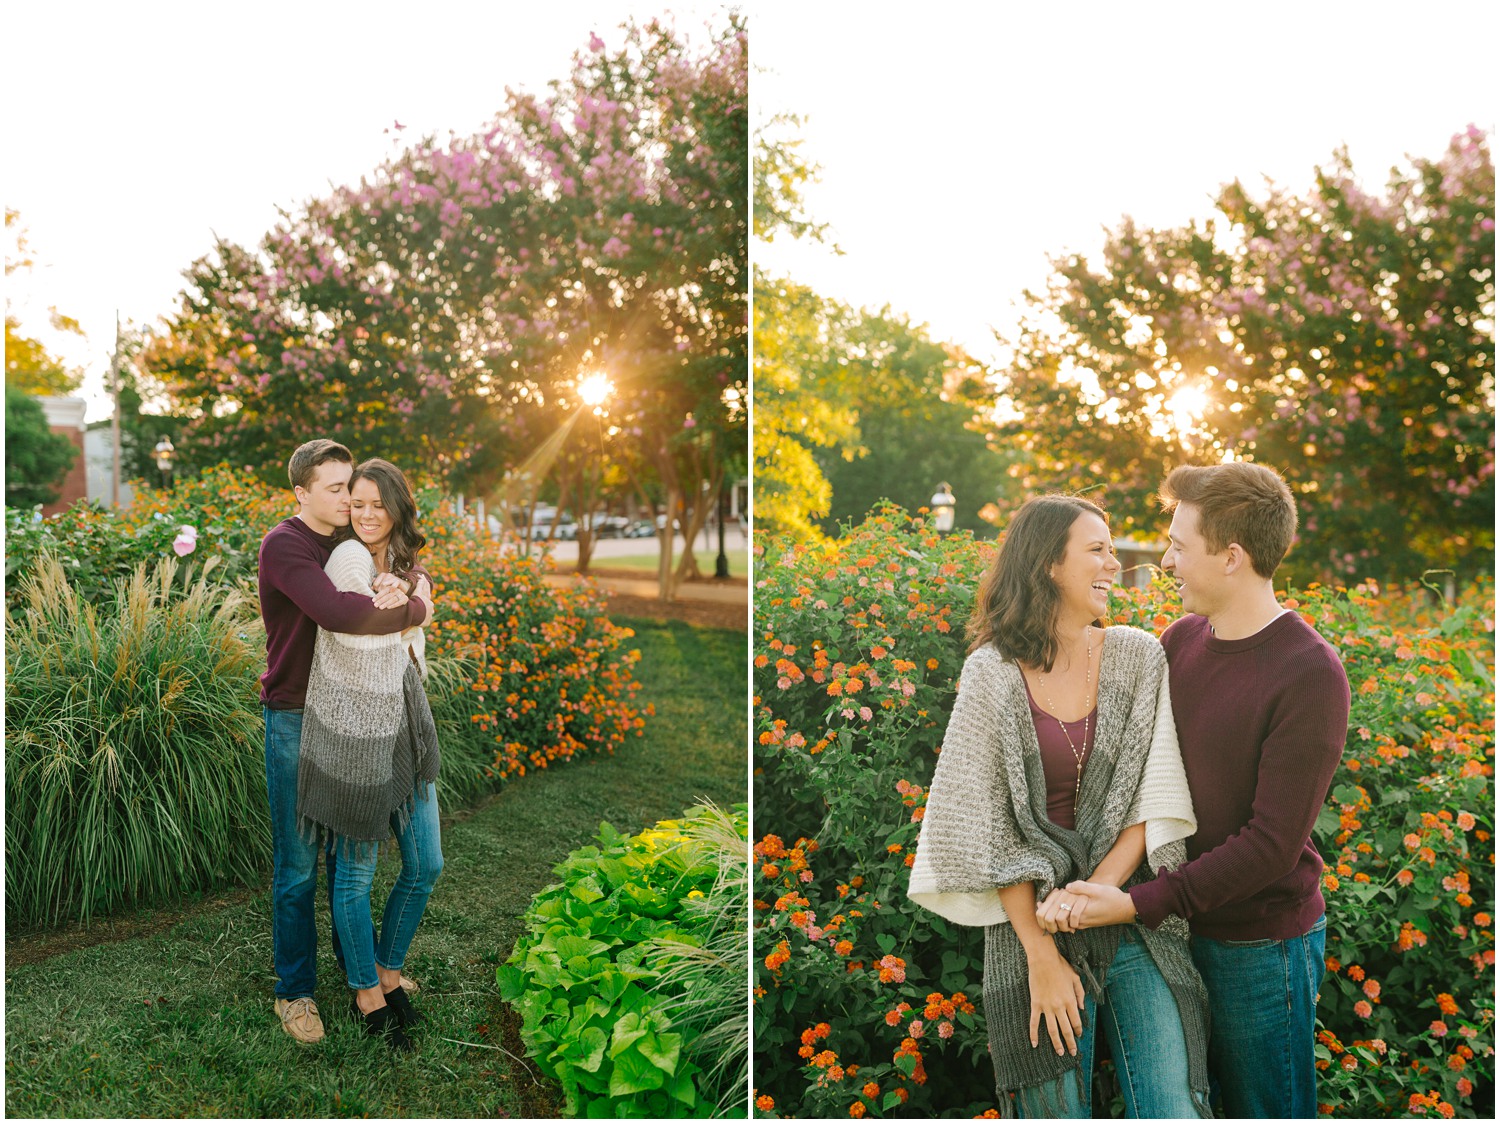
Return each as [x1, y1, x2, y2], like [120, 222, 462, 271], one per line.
[931, 482, 956, 533]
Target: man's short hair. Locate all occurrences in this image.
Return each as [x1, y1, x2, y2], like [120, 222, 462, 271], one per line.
[1160, 462, 1298, 579]
[288, 439, 353, 492]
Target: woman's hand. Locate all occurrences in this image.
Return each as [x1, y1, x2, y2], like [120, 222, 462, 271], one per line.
[1035, 887, 1088, 934]
[1025, 942, 1086, 1056]
[371, 572, 410, 610]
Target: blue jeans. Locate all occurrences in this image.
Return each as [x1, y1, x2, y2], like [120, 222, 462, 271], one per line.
[332, 783, 443, 991]
[263, 706, 348, 1000]
[1191, 915, 1327, 1119]
[1018, 929, 1200, 1118]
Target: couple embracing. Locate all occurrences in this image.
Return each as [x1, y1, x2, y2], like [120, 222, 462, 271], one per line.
[910, 462, 1352, 1118]
[258, 439, 444, 1052]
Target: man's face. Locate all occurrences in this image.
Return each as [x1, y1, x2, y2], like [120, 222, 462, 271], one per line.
[1161, 502, 1225, 617]
[296, 460, 353, 531]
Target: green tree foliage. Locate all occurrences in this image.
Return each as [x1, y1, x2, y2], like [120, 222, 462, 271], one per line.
[5, 209, 84, 397]
[751, 275, 864, 538]
[4, 386, 77, 508]
[998, 130, 1495, 583]
[814, 310, 1015, 534]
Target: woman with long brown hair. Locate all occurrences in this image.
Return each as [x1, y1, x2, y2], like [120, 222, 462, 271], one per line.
[297, 457, 443, 1052]
[908, 495, 1211, 1117]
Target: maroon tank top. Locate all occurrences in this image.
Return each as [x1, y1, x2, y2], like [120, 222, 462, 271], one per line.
[1021, 673, 1095, 831]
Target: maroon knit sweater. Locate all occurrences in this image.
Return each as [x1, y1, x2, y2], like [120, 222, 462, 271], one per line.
[258, 516, 427, 709]
[1128, 611, 1351, 941]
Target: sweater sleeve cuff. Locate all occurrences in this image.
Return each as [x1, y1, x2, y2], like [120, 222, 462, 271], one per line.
[1128, 877, 1176, 930]
[406, 598, 427, 628]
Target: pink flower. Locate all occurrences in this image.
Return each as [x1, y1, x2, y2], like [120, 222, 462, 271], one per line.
[859, 707, 873, 721]
[588, 32, 605, 52]
[938, 1021, 954, 1038]
[799, 870, 813, 883]
[908, 1020, 924, 1037]
[1431, 1021, 1449, 1037]
[172, 526, 198, 557]
[1354, 1000, 1373, 1018]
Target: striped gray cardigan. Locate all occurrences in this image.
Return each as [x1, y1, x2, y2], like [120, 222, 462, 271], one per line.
[296, 540, 439, 856]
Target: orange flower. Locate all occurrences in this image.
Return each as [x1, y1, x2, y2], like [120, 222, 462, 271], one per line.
[863, 1082, 880, 1099]
[1347, 965, 1365, 982]
[1362, 979, 1380, 1001]
[756, 1094, 775, 1112]
[1437, 993, 1460, 1016]
[849, 1103, 866, 1119]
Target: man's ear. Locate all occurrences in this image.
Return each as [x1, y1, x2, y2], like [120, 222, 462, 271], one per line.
[292, 485, 307, 508]
[1223, 543, 1249, 576]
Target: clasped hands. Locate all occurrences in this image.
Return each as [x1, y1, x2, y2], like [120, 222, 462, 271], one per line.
[371, 572, 434, 621]
[1035, 881, 1136, 934]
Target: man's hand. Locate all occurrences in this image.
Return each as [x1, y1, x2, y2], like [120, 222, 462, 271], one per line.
[1060, 881, 1137, 929]
[371, 572, 410, 610]
[1035, 887, 1088, 934]
[412, 575, 434, 627]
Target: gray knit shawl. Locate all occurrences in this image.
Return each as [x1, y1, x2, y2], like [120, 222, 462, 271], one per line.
[296, 541, 440, 857]
[908, 627, 1212, 1117]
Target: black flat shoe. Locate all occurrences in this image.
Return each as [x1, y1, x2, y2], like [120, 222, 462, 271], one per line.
[351, 997, 413, 1052]
[383, 984, 422, 1029]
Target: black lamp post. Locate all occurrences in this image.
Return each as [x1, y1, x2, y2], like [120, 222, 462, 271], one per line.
[714, 481, 730, 578]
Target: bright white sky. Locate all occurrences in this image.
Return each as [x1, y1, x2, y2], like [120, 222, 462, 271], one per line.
[9, 3, 1496, 426]
[753, 1, 1498, 366]
[5, 1, 729, 422]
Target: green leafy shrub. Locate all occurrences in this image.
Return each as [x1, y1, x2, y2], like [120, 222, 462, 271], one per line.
[752, 506, 1494, 1119]
[499, 804, 749, 1118]
[5, 554, 268, 929]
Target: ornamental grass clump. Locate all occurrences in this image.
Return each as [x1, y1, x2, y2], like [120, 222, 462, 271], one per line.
[5, 553, 268, 930]
[499, 804, 749, 1118]
[642, 803, 751, 1115]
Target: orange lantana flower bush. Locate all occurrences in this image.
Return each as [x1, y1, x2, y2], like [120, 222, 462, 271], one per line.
[752, 506, 1494, 1119]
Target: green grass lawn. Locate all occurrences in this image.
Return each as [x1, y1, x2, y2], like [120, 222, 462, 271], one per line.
[3, 617, 747, 1118]
[568, 548, 749, 575]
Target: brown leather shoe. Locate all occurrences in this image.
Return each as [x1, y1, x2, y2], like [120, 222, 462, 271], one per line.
[274, 997, 325, 1043]
[398, 974, 419, 995]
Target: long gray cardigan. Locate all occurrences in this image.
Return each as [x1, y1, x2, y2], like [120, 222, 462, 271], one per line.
[908, 626, 1212, 1116]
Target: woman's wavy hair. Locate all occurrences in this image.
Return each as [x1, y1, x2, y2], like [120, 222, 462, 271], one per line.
[342, 458, 426, 578]
[967, 494, 1109, 670]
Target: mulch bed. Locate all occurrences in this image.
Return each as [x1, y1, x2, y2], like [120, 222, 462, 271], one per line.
[603, 589, 747, 632]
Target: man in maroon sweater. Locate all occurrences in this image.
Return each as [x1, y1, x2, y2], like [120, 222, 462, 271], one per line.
[260, 439, 432, 1043]
[1057, 462, 1351, 1118]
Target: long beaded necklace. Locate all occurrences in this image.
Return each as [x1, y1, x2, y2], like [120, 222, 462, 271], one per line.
[1035, 626, 1095, 814]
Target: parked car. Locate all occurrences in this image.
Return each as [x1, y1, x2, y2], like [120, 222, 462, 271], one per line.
[594, 515, 630, 539]
[624, 520, 656, 539]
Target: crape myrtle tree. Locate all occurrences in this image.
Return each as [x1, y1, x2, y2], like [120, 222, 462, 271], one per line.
[144, 17, 746, 600]
[997, 128, 1495, 585]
